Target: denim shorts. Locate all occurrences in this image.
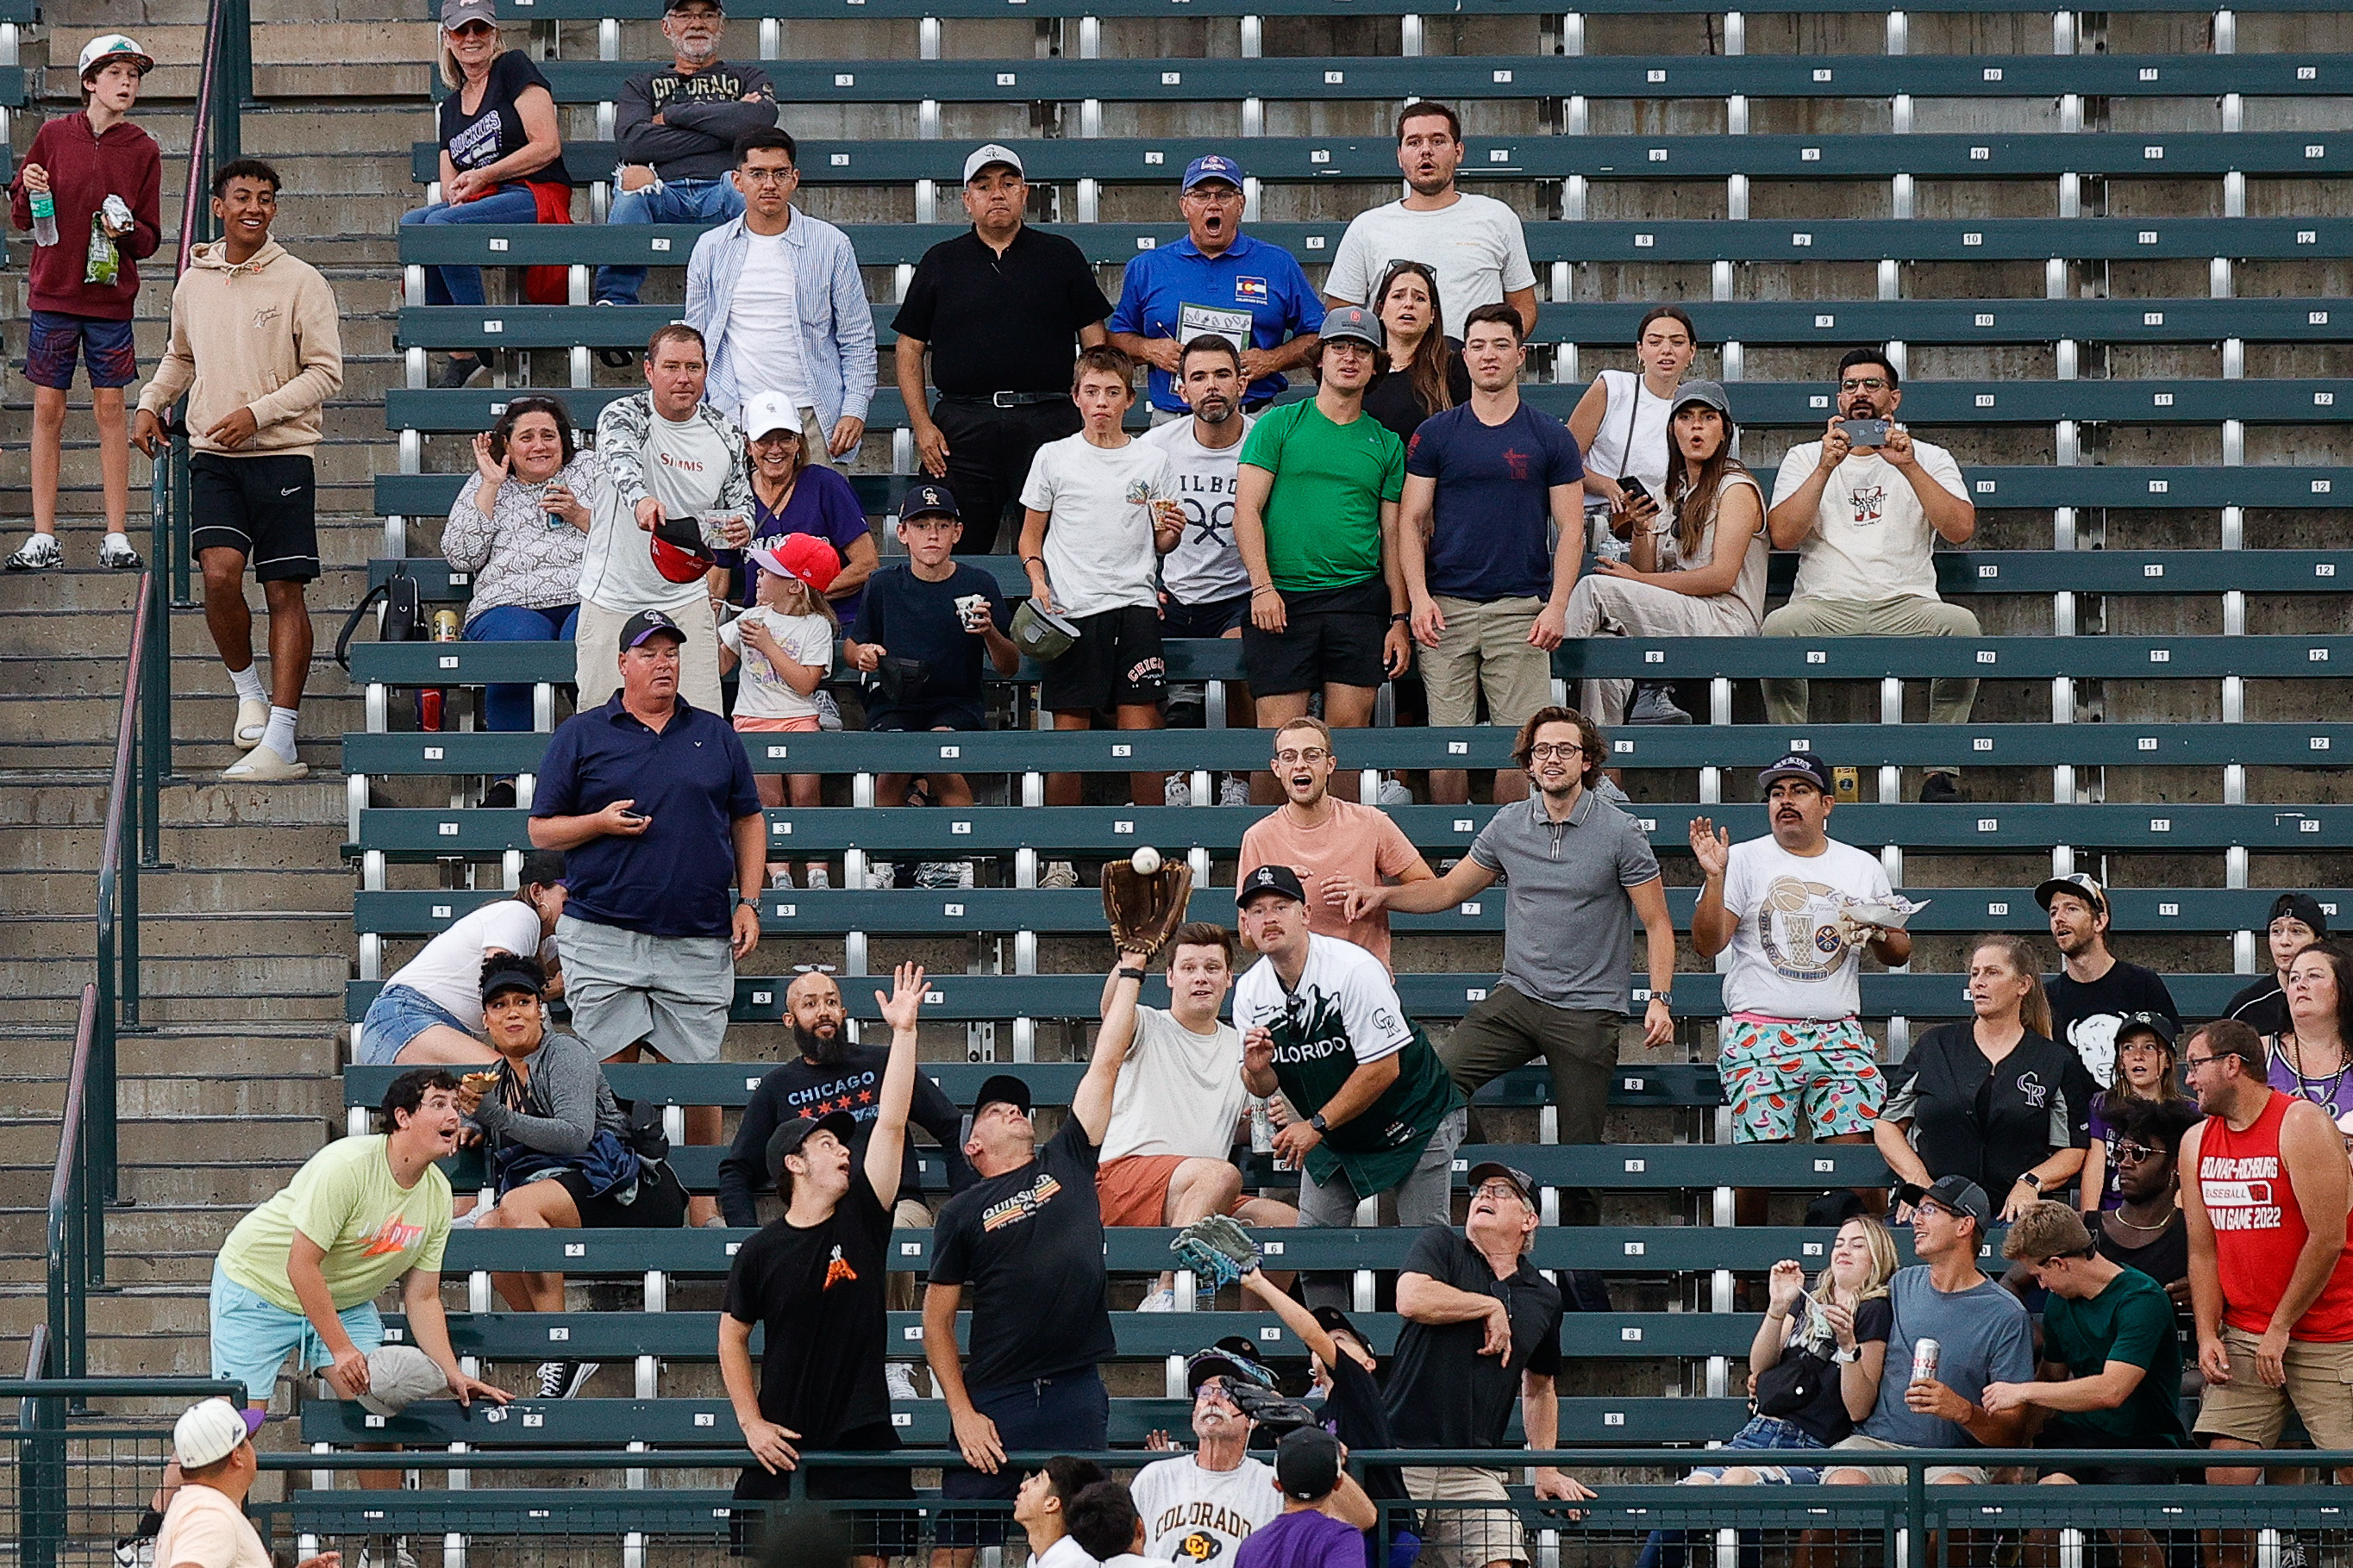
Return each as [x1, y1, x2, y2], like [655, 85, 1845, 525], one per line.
[210, 1262, 384, 1408]
[359, 982, 474, 1065]
[1688, 1415, 1830, 1484]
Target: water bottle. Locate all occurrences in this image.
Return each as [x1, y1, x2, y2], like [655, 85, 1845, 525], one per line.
[29, 190, 58, 248]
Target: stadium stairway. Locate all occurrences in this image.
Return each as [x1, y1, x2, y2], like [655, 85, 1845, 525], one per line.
[0, 0, 429, 1390]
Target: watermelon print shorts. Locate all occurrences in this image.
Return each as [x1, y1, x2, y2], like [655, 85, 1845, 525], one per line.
[1719, 1015, 1886, 1143]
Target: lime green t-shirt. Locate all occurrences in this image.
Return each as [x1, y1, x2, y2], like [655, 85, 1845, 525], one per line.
[1238, 397, 1406, 593]
[217, 1134, 453, 1313]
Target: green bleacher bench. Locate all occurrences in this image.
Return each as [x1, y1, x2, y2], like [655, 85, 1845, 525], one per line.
[397, 217, 2353, 270]
[407, 0, 2353, 19]
[395, 296, 2353, 356]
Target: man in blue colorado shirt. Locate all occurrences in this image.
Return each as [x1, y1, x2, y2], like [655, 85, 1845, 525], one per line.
[1107, 155, 1322, 419]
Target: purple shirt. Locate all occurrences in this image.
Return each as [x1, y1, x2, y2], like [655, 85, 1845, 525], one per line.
[1235, 1509, 1367, 1568]
[2267, 1040, 2353, 1121]
[2087, 1100, 2124, 1210]
[739, 464, 874, 624]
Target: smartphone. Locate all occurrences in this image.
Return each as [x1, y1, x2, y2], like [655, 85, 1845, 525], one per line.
[1837, 416, 1891, 447]
[618, 809, 649, 823]
[1619, 475, 1651, 504]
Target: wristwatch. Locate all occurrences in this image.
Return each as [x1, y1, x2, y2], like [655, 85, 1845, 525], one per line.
[1831, 1346, 1860, 1365]
[737, 896, 760, 911]
[2018, 1172, 2043, 1193]
[1309, 1113, 1330, 1134]
[1650, 991, 1673, 1008]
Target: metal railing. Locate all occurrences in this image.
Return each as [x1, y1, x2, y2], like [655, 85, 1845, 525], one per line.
[4, 1365, 247, 1568]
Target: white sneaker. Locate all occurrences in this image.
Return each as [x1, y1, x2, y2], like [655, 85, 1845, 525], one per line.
[356, 1542, 418, 1568]
[99, 534, 144, 570]
[1040, 860, 1080, 890]
[767, 864, 795, 890]
[231, 697, 269, 751]
[1376, 778, 1412, 807]
[1163, 774, 1192, 808]
[1136, 1288, 1178, 1312]
[1218, 776, 1251, 808]
[886, 1362, 923, 1402]
[806, 866, 831, 889]
[867, 862, 898, 890]
[6, 534, 62, 572]
[223, 747, 309, 781]
[813, 690, 845, 731]
[114, 1537, 155, 1568]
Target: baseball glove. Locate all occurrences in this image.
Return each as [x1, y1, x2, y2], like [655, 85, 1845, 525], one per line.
[1103, 859, 1194, 958]
[1171, 1214, 1261, 1290]
[1225, 1381, 1323, 1438]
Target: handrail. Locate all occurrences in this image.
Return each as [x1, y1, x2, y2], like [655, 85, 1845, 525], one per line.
[172, 1, 232, 277]
[41, 990, 95, 1385]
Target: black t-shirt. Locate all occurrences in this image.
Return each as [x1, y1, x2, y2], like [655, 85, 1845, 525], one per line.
[1385, 1225, 1565, 1450]
[1318, 1352, 1405, 1505]
[2225, 974, 2291, 1039]
[892, 226, 1114, 395]
[2045, 961, 2179, 1090]
[1780, 1296, 1891, 1446]
[928, 1115, 1113, 1390]
[1887, 1023, 2096, 1200]
[1361, 347, 1473, 443]
[848, 562, 1011, 710]
[438, 51, 573, 186]
[715, 1046, 976, 1227]
[2099, 1209, 2190, 1312]
[722, 1171, 892, 1446]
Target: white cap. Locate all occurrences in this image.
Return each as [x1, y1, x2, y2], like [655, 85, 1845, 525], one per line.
[172, 1398, 251, 1471]
[962, 143, 1024, 184]
[79, 34, 154, 78]
[742, 390, 805, 442]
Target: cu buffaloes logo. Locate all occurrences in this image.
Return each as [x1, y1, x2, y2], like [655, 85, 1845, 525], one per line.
[1176, 1534, 1223, 1563]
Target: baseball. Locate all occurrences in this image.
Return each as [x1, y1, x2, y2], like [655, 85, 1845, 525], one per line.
[1130, 846, 1163, 875]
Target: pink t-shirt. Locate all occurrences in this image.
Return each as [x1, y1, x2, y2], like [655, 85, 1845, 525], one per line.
[1237, 800, 1425, 970]
[155, 1484, 271, 1568]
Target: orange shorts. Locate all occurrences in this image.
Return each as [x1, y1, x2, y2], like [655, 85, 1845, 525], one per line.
[734, 715, 822, 732]
[1096, 1154, 1245, 1227]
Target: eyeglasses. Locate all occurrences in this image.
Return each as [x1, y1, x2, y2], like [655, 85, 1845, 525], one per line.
[1839, 377, 1889, 392]
[1910, 1201, 1950, 1221]
[1473, 1180, 1528, 1203]
[740, 166, 797, 184]
[448, 19, 496, 34]
[1183, 186, 1244, 203]
[2114, 1141, 2161, 1165]
[2181, 1054, 2221, 1071]
[1525, 741, 1586, 760]
[1273, 747, 1331, 764]
[792, 963, 838, 975]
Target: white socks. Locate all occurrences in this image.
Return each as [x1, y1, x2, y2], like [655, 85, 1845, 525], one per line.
[228, 664, 266, 704]
[260, 705, 299, 764]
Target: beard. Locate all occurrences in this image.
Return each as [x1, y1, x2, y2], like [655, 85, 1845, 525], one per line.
[794, 1021, 849, 1065]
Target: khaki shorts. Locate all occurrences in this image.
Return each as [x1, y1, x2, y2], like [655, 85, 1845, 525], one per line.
[1825, 1434, 1990, 1486]
[575, 595, 724, 714]
[1419, 596, 1553, 731]
[1401, 1465, 1527, 1568]
[2193, 1324, 2353, 1450]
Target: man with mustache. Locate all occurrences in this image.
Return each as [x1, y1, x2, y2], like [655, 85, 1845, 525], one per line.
[1762, 347, 1977, 803]
[719, 968, 975, 1400]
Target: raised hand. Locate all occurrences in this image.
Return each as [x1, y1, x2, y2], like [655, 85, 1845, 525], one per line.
[877, 962, 928, 1034]
[1688, 818, 1731, 880]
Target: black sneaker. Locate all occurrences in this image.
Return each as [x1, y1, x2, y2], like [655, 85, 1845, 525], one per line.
[434, 353, 485, 390]
[482, 778, 517, 809]
[1918, 771, 1965, 803]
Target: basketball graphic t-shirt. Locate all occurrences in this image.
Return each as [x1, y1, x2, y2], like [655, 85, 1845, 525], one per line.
[1721, 835, 1893, 1019]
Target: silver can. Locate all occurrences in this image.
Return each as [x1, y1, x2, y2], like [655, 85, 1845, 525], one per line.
[1909, 1338, 1941, 1386]
[1248, 1096, 1274, 1155]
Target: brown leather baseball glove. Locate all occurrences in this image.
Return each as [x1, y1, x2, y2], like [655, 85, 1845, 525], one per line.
[1102, 858, 1194, 958]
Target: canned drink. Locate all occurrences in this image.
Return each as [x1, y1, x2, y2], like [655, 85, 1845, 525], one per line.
[1910, 1338, 1941, 1385]
[1248, 1096, 1274, 1155]
[432, 609, 461, 642]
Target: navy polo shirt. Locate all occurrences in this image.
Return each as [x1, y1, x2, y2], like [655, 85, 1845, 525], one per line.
[531, 692, 762, 940]
[1108, 231, 1322, 413]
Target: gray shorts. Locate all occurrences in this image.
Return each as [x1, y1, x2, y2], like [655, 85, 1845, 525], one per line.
[556, 913, 734, 1064]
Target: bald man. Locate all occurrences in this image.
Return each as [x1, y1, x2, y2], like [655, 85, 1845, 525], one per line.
[720, 970, 975, 1396]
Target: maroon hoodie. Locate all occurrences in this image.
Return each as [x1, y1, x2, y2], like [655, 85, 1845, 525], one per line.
[9, 112, 162, 320]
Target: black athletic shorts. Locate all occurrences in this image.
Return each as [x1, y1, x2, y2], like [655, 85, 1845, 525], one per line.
[733, 1421, 916, 1555]
[1241, 576, 1389, 696]
[555, 1159, 689, 1229]
[1161, 591, 1251, 639]
[1041, 604, 1167, 712]
[189, 453, 320, 583]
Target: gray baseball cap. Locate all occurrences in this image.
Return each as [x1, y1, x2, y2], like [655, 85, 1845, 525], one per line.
[1318, 304, 1384, 351]
[1671, 378, 1731, 416]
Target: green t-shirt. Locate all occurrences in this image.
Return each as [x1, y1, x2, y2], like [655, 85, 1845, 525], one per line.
[2038, 1264, 2189, 1448]
[218, 1134, 453, 1314]
[1231, 933, 1462, 1194]
[1238, 397, 1406, 593]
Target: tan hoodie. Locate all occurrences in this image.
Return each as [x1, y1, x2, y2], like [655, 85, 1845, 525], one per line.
[136, 238, 344, 459]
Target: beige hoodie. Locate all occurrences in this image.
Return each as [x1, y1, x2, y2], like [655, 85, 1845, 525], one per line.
[136, 239, 344, 459]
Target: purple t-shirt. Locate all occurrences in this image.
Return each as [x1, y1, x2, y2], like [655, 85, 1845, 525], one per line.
[2087, 1099, 2124, 1210]
[742, 464, 874, 624]
[2267, 1041, 2353, 1121]
[1235, 1509, 1367, 1568]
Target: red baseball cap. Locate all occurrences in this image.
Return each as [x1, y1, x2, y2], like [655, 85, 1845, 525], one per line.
[750, 533, 842, 595]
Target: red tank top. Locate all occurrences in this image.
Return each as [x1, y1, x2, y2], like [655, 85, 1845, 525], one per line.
[2199, 1090, 2353, 1340]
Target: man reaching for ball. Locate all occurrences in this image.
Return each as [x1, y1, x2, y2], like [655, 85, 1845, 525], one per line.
[1096, 921, 1299, 1309]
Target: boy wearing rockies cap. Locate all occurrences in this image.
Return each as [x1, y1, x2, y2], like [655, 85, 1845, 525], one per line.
[924, 999, 1127, 1555]
[1232, 1430, 1367, 1568]
[1690, 754, 1905, 1172]
[720, 963, 929, 1557]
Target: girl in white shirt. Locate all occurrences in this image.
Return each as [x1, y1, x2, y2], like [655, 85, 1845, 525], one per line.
[1566, 303, 1698, 561]
[720, 536, 839, 887]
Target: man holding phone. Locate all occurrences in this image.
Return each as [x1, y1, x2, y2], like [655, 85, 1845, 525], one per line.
[1761, 347, 1976, 803]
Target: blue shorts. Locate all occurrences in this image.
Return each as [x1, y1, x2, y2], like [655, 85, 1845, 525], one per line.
[937, 1369, 1109, 1543]
[358, 982, 474, 1065]
[24, 309, 138, 390]
[210, 1261, 384, 1409]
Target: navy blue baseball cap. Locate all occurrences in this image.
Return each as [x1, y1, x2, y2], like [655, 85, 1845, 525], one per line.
[901, 483, 959, 522]
[1757, 753, 1833, 793]
[619, 608, 687, 651]
[1182, 153, 1245, 191]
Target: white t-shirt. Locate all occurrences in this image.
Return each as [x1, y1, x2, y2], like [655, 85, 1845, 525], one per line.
[385, 898, 546, 1028]
[719, 606, 834, 722]
[1584, 369, 1674, 497]
[1141, 413, 1255, 607]
[1721, 834, 1893, 1021]
[1132, 1454, 1281, 1564]
[728, 231, 813, 412]
[580, 409, 740, 613]
[1018, 432, 1174, 619]
[1103, 1006, 1250, 1164]
[1232, 934, 1415, 1066]
[154, 1484, 272, 1568]
[1770, 440, 1969, 603]
[1325, 194, 1536, 323]
[1029, 1535, 1102, 1568]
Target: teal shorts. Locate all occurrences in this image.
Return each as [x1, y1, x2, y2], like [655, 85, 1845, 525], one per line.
[209, 1259, 383, 1408]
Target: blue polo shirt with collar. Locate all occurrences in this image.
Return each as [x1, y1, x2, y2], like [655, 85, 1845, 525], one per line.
[531, 691, 762, 940]
[1109, 230, 1322, 413]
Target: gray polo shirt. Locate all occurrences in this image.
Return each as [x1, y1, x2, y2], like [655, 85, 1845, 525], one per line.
[1467, 788, 1661, 1012]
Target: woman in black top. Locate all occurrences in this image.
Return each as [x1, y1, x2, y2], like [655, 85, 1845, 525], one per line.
[1876, 934, 2096, 1221]
[404, 0, 572, 385]
[1359, 259, 1471, 442]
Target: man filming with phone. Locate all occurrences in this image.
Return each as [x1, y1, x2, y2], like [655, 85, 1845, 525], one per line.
[1761, 347, 1976, 803]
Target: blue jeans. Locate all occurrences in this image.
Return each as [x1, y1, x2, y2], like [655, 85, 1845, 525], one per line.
[1636, 1415, 1827, 1568]
[401, 184, 541, 308]
[937, 1369, 1108, 1544]
[465, 601, 579, 731]
[595, 178, 746, 304]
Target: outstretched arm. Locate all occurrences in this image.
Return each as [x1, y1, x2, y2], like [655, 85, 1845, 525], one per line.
[862, 963, 927, 1204]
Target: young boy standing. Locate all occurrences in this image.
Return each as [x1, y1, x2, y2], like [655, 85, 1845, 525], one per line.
[1016, 346, 1182, 874]
[844, 483, 1017, 887]
[8, 34, 162, 573]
